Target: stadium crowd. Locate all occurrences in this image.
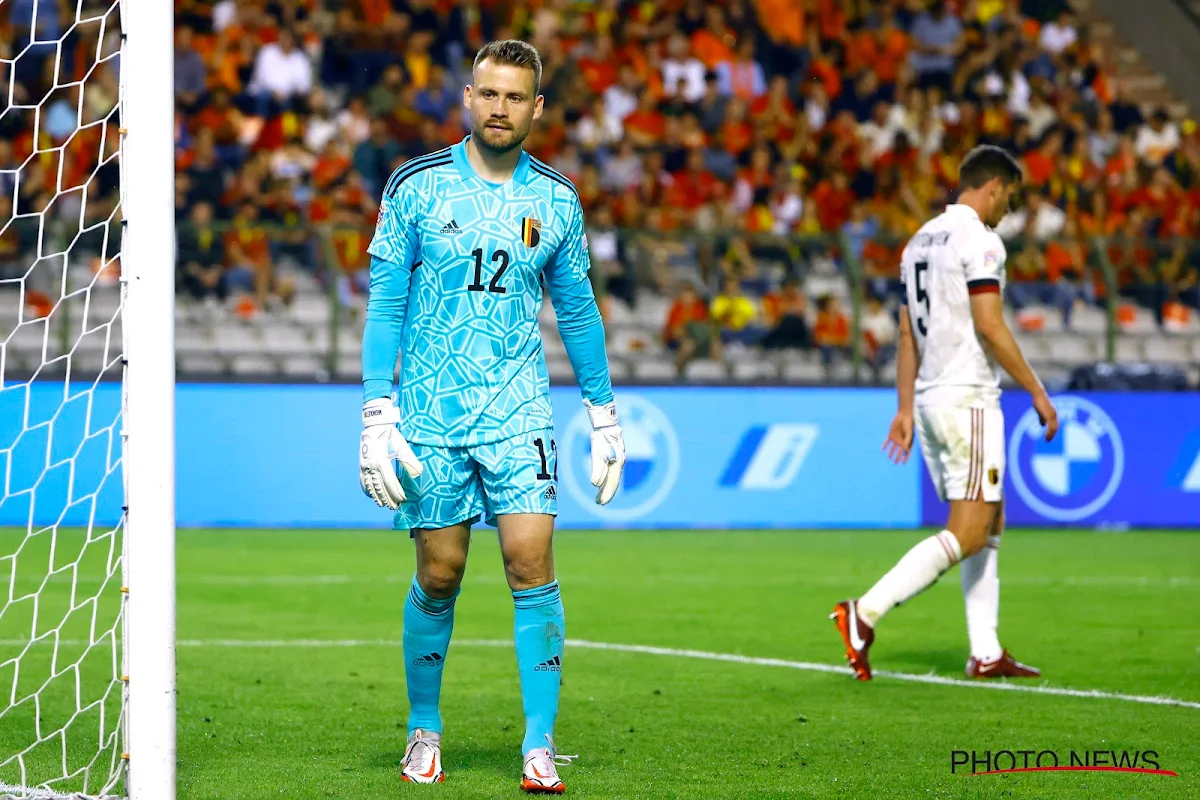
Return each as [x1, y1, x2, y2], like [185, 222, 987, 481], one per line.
[1, 0, 1197, 376]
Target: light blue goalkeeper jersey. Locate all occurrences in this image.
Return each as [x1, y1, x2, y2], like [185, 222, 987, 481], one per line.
[362, 136, 614, 447]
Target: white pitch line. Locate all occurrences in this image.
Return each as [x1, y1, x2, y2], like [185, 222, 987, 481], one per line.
[170, 575, 1199, 587]
[8, 637, 1192, 711]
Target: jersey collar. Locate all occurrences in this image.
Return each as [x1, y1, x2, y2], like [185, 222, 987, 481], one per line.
[945, 203, 981, 222]
[451, 136, 534, 187]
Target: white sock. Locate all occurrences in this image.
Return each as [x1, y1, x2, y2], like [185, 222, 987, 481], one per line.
[961, 535, 1003, 662]
[858, 531, 962, 626]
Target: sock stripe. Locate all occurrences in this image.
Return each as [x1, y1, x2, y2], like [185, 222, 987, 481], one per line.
[513, 581, 561, 609]
[936, 531, 959, 565]
[408, 584, 457, 618]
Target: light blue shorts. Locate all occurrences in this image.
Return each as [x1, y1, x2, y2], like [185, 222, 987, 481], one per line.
[394, 427, 559, 533]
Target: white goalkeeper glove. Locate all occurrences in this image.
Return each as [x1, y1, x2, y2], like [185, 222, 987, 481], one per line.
[585, 399, 625, 506]
[359, 397, 424, 510]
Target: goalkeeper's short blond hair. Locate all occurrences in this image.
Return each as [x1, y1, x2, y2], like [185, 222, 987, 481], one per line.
[472, 40, 543, 95]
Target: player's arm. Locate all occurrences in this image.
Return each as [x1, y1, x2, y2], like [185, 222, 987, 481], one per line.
[965, 242, 1059, 441]
[885, 268, 919, 463]
[543, 198, 624, 504]
[358, 188, 424, 509]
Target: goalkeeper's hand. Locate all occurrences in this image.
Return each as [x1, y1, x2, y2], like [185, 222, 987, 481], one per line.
[359, 397, 424, 510]
[585, 399, 625, 506]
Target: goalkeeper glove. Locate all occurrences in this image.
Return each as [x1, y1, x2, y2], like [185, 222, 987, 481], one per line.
[585, 399, 625, 506]
[359, 397, 424, 510]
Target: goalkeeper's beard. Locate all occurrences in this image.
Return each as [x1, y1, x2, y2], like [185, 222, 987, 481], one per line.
[472, 117, 531, 155]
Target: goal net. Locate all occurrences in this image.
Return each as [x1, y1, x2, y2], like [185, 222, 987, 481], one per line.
[0, 1, 174, 798]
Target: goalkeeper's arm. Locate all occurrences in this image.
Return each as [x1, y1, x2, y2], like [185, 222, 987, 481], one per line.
[359, 255, 423, 509]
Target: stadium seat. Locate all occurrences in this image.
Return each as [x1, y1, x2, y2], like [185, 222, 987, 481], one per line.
[175, 325, 213, 355]
[1015, 334, 1050, 362]
[1115, 337, 1144, 362]
[1071, 305, 1108, 335]
[213, 325, 264, 357]
[179, 353, 225, 375]
[607, 358, 631, 382]
[232, 354, 277, 376]
[830, 361, 855, 383]
[262, 322, 314, 357]
[291, 294, 332, 326]
[683, 358, 728, 382]
[1048, 336, 1096, 364]
[282, 355, 326, 379]
[781, 360, 825, 383]
[731, 357, 778, 382]
[633, 358, 677, 382]
[1119, 307, 1158, 335]
[1143, 336, 1193, 365]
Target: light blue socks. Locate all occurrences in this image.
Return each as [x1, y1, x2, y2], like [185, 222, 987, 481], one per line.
[403, 577, 457, 735]
[512, 581, 565, 754]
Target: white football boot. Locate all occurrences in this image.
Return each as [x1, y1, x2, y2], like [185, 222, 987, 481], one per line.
[401, 729, 444, 784]
[520, 735, 576, 794]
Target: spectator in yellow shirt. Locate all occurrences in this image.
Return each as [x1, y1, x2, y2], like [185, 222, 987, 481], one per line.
[711, 276, 766, 346]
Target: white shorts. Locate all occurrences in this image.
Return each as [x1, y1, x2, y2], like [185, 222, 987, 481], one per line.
[916, 405, 1005, 503]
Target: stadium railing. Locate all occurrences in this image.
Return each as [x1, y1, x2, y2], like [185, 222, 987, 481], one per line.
[145, 222, 1200, 387]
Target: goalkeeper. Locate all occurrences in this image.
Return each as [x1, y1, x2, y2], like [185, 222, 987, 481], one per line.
[357, 40, 624, 794]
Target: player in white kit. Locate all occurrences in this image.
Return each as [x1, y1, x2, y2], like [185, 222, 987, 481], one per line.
[831, 145, 1059, 680]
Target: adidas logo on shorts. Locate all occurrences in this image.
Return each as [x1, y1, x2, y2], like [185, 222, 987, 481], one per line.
[439, 219, 462, 234]
[411, 652, 444, 667]
[543, 485, 557, 501]
[535, 656, 562, 673]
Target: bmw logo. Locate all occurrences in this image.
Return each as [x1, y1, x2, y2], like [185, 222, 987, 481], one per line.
[1009, 396, 1124, 522]
[561, 394, 679, 521]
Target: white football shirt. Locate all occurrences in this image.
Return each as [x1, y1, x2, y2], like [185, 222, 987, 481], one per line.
[900, 203, 1007, 408]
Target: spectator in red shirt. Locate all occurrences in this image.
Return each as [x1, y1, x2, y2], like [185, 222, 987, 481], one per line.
[663, 283, 719, 376]
[813, 293, 851, 366]
[811, 169, 856, 230]
[761, 277, 811, 350]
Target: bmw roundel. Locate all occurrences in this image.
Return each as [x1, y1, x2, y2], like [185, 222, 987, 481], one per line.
[1008, 396, 1124, 522]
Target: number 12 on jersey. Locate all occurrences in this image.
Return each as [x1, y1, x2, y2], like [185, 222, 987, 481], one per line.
[913, 260, 930, 336]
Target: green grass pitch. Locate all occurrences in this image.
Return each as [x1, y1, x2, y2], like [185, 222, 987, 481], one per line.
[2, 528, 1199, 798]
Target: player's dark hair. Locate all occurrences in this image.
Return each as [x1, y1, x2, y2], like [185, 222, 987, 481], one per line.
[473, 40, 543, 94]
[957, 144, 1023, 191]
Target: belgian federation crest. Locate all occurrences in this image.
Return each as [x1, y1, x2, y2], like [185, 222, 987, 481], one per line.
[521, 217, 541, 248]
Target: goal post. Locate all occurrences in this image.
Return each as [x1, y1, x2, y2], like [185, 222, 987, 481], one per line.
[120, 0, 177, 797]
[0, 0, 176, 797]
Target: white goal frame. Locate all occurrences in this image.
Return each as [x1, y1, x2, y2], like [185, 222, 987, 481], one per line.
[119, 0, 177, 798]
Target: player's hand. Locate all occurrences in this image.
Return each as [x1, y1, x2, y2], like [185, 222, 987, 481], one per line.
[883, 411, 914, 464]
[359, 398, 424, 510]
[1033, 391, 1059, 442]
[584, 400, 625, 505]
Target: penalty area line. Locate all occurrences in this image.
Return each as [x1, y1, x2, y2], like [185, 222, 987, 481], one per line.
[3, 638, 1196, 711]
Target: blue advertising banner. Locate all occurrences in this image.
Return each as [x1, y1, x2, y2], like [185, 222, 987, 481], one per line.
[1, 383, 920, 530]
[10, 383, 1194, 530]
[920, 392, 1200, 528]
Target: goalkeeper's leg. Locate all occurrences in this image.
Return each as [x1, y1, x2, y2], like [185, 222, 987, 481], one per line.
[396, 444, 483, 783]
[405, 524, 470, 736]
[498, 513, 569, 793]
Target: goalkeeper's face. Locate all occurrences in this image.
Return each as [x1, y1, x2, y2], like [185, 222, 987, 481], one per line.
[466, 60, 544, 155]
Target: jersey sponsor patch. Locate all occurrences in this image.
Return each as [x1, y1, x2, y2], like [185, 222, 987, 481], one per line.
[521, 217, 542, 248]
